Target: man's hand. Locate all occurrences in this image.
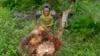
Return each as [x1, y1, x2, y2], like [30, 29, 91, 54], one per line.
[58, 27, 63, 32]
[56, 27, 63, 37]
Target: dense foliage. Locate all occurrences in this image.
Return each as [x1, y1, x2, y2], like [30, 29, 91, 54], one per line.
[0, 0, 100, 56]
[0, 7, 34, 56]
[0, 0, 64, 11]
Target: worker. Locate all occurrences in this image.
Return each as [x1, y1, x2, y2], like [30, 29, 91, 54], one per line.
[34, 3, 62, 36]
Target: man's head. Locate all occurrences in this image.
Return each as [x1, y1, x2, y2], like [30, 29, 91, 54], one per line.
[43, 3, 51, 16]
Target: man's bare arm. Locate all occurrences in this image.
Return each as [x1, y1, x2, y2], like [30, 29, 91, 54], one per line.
[56, 12, 62, 36]
[56, 12, 62, 31]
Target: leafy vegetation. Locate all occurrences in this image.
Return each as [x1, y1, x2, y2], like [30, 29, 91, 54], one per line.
[0, 7, 34, 56]
[0, 0, 100, 56]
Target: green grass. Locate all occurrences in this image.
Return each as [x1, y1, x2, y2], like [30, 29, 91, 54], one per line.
[56, 30, 100, 56]
[0, 7, 34, 56]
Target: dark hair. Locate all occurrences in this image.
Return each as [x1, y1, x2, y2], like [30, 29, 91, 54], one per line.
[43, 3, 51, 10]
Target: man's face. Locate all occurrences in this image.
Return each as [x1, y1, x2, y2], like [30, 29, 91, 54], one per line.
[43, 8, 50, 16]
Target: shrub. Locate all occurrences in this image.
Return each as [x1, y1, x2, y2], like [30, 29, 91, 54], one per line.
[0, 7, 34, 56]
